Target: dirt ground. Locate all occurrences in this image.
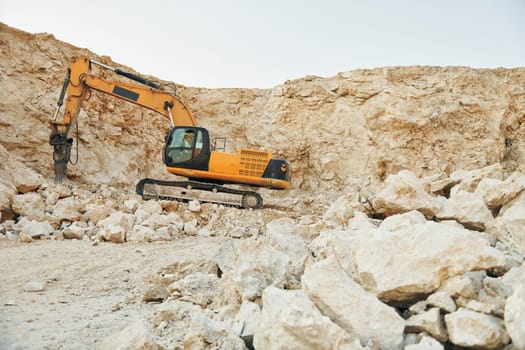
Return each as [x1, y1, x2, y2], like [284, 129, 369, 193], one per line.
[0, 237, 225, 349]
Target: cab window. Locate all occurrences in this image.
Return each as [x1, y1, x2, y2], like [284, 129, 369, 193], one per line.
[167, 128, 195, 163]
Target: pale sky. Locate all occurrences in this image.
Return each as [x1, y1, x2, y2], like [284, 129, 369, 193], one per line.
[1, 0, 524, 88]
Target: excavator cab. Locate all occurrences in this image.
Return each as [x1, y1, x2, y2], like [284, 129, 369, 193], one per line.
[163, 126, 211, 171]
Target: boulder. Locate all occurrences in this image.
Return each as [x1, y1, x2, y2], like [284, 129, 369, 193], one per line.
[439, 271, 486, 299]
[126, 225, 150, 243]
[19, 220, 54, 238]
[143, 259, 220, 303]
[378, 210, 426, 232]
[426, 291, 457, 313]
[229, 226, 245, 238]
[428, 177, 460, 197]
[152, 299, 193, 325]
[405, 307, 448, 342]
[474, 273, 512, 318]
[0, 180, 16, 211]
[504, 273, 525, 349]
[188, 200, 201, 213]
[11, 192, 45, 220]
[138, 212, 182, 237]
[309, 212, 376, 277]
[371, 170, 440, 218]
[404, 335, 444, 350]
[450, 164, 504, 193]
[215, 241, 237, 274]
[265, 218, 310, 281]
[123, 198, 139, 213]
[232, 301, 261, 347]
[474, 173, 525, 210]
[168, 273, 220, 307]
[51, 197, 83, 222]
[135, 200, 163, 223]
[62, 222, 85, 240]
[464, 299, 497, 314]
[444, 308, 509, 349]
[322, 192, 366, 226]
[9, 164, 42, 194]
[0, 145, 42, 194]
[436, 190, 494, 231]
[97, 211, 136, 243]
[42, 184, 73, 206]
[253, 286, 356, 350]
[490, 191, 525, 255]
[99, 225, 126, 243]
[352, 221, 505, 303]
[22, 280, 46, 292]
[183, 313, 246, 350]
[183, 219, 199, 236]
[347, 211, 380, 232]
[225, 240, 291, 301]
[302, 256, 405, 349]
[83, 204, 112, 224]
[309, 228, 360, 275]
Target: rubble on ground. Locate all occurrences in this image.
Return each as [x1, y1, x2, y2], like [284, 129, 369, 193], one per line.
[2, 162, 524, 349]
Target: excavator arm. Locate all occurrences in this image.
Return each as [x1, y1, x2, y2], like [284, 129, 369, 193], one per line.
[49, 57, 195, 181]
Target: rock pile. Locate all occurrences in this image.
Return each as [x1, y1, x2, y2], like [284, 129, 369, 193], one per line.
[137, 165, 524, 349]
[5, 162, 523, 349]
[141, 166, 525, 349]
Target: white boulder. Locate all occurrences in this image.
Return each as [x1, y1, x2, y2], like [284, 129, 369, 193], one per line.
[450, 164, 504, 193]
[378, 210, 426, 232]
[352, 221, 505, 302]
[183, 313, 246, 350]
[19, 220, 54, 238]
[474, 173, 525, 210]
[51, 197, 83, 222]
[97, 211, 136, 243]
[405, 307, 448, 342]
[504, 273, 525, 350]
[0, 180, 16, 211]
[168, 273, 220, 307]
[371, 170, 440, 218]
[302, 256, 405, 349]
[426, 291, 457, 313]
[265, 218, 310, 281]
[445, 308, 509, 349]
[491, 191, 525, 255]
[404, 335, 444, 350]
[232, 301, 261, 347]
[253, 286, 356, 350]
[62, 222, 85, 240]
[226, 240, 291, 301]
[436, 190, 494, 231]
[11, 192, 45, 220]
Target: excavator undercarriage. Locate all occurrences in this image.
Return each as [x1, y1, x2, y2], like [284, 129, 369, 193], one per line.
[136, 179, 263, 209]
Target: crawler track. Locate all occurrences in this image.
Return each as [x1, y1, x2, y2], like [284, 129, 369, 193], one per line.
[136, 178, 263, 209]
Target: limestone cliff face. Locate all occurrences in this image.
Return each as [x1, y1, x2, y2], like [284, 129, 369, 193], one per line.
[1, 23, 524, 201]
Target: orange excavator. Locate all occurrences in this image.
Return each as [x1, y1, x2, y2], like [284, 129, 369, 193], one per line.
[49, 57, 290, 208]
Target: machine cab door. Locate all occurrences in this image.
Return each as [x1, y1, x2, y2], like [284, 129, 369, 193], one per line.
[164, 127, 210, 170]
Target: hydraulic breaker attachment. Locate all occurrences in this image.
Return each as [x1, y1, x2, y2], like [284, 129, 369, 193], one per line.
[49, 126, 72, 183]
